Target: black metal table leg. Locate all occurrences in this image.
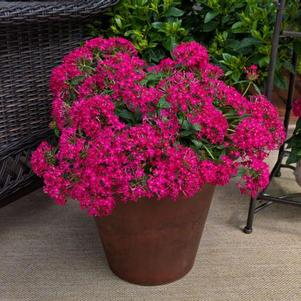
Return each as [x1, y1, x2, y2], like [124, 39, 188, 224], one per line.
[265, 0, 286, 100]
[243, 197, 257, 234]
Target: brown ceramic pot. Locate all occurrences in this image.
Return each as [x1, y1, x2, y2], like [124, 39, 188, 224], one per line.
[94, 184, 215, 286]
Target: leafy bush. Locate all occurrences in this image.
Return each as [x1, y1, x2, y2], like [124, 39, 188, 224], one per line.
[181, 0, 301, 91]
[92, 0, 189, 64]
[91, 0, 301, 92]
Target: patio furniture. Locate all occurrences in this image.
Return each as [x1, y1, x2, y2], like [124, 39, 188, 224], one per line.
[244, 0, 301, 233]
[0, 0, 118, 207]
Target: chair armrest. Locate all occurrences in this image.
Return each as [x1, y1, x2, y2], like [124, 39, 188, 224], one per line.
[0, 0, 119, 24]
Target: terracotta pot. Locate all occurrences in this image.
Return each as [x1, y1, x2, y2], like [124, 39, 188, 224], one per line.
[94, 184, 215, 286]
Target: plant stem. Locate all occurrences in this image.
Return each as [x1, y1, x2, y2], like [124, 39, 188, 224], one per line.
[242, 81, 252, 96]
[202, 143, 215, 160]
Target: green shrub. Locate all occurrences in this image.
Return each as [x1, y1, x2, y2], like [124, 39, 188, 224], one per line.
[92, 0, 189, 63]
[91, 0, 301, 93]
[181, 0, 301, 91]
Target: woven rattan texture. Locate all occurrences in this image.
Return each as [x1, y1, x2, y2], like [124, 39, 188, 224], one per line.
[0, 0, 117, 202]
[0, 1, 119, 24]
[0, 130, 50, 203]
[0, 21, 86, 151]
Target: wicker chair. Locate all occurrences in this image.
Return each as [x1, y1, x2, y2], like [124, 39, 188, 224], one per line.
[0, 0, 118, 206]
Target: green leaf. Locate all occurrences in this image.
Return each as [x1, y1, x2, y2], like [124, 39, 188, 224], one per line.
[231, 21, 243, 30]
[231, 70, 242, 83]
[222, 15, 230, 25]
[157, 97, 171, 109]
[141, 72, 165, 87]
[117, 109, 135, 122]
[165, 7, 184, 17]
[191, 139, 216, 160]
[237, 167, 246, 177]
[182, 120, 191, 130]
[204, 11, 219, 24]
[288, 136, 301, 149]
[54, 127, 60, 138]
[258, 56, 270, 68]
[295, 118, 301, 130]
[162, 36, 177, 51]
[236, 37, 260, 50]
[293, 40, 301, 55]
[250, 30, 262, 41]
[252, 83, 262, 95]
[274, 71, 287, 90]
[114, 17, 123, 29]
[68, 75, 85, 86]
[180, 130, 194, 137]
[143, 48, 165, 63]
[192, 123, 201, 131]
[102, 88, 113, 95]
[226, 39, 241, 50]
[151, 22, 163, 30]
[222, 53, 234, 62]
[286, 152, 298, 165]
[282, 60, 294, 73]
[202, 21, 218, 32]
[192, 139, 203, 148]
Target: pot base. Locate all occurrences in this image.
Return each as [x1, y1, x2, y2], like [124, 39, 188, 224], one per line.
[107, 260, 194, 286]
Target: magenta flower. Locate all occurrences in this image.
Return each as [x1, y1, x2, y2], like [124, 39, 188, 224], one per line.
[292, 97, 301, 117]
[243, 65, 259, 81]
[31, 38, 285, 217]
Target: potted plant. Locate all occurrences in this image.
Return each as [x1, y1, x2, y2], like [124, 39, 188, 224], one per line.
[31, 37, 285, 285]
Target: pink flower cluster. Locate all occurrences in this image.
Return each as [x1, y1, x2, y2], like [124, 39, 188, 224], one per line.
[292, 97, 301, 117]
[243, 65, 259, 81]
[31, 37, 285, 216]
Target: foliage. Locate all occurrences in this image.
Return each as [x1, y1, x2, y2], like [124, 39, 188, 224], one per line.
[31, 38, 284, 216]
[91, 0, 301, 93]
[180, 0, 301, 91]
[287, 98, 301, 164]
[92, 0, 189, 64]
